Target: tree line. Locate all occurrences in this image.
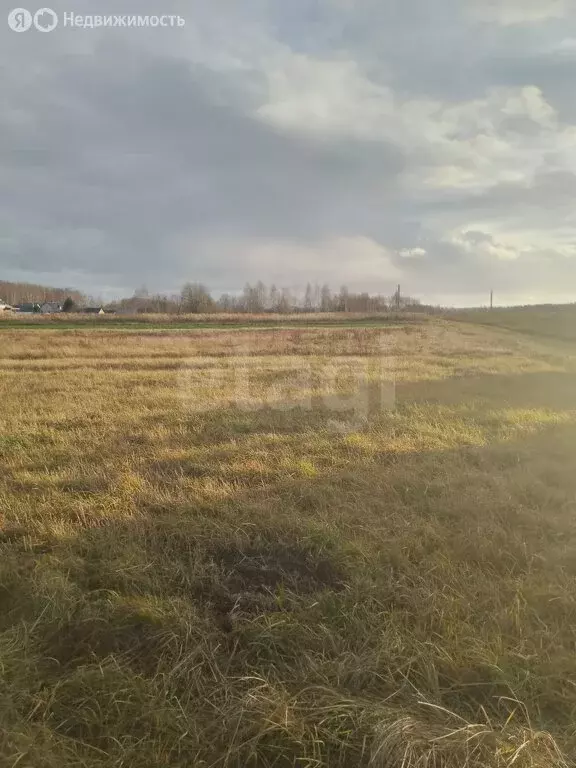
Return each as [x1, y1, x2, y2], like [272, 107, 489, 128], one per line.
[1, 279, 437, 314]
[0, 281, 85, 306]
[110, 282, 429, 314]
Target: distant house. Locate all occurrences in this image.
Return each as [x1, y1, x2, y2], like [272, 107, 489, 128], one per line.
[16, 303, 41, 313]
[40, 302, 62, 314]
[81, 307, 106, 315]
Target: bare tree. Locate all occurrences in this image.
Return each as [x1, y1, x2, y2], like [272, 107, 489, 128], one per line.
[338, 285, 349, 312]
[277, 287, 292, 313]
[181, 283, 214, 313]
[269, 284, 280, 312]
[320, 284, 332, 312]
[217, 293, 236, 312]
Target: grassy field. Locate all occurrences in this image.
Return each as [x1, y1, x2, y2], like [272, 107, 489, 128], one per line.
[1, 320, 576, 766]
[0, 311, 428, 331]
[451, 304, 576, 342]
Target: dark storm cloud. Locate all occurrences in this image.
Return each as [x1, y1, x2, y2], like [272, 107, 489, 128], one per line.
[0, 37, 405, 286]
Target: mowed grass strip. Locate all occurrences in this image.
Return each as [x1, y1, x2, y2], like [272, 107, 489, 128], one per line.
[0, 310, 429, 332]
[0, 321, 575, 767]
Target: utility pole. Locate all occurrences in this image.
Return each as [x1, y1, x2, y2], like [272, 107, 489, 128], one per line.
[490, 290, 493, 310]
[396, 284, 401, 310]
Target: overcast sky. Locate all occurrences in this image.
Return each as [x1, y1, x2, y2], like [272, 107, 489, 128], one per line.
[1, 0, 575, 306]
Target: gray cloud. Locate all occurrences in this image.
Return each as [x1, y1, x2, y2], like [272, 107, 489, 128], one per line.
[1, 0, 575, 303]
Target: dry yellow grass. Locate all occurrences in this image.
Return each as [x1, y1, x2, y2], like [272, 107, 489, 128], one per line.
[1, 319, 575, 767]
